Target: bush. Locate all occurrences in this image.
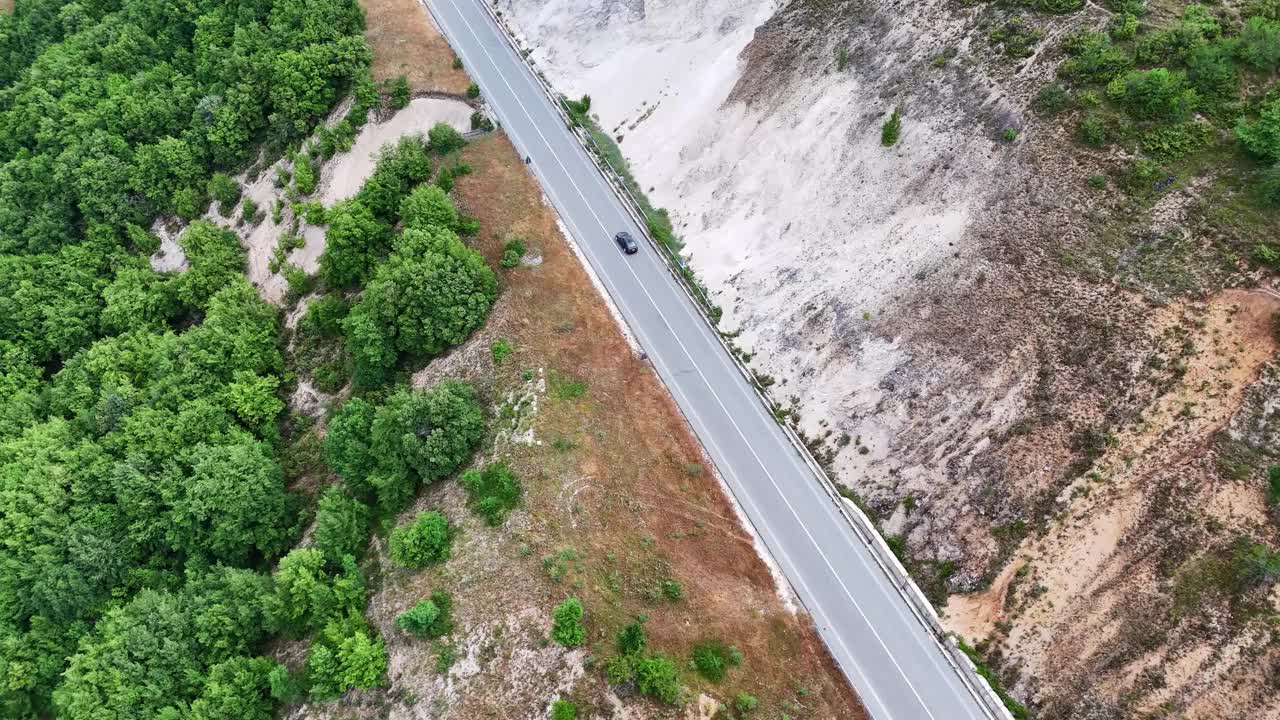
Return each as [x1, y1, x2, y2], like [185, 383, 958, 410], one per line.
[491, 338, 514, 364]
[305, 613, 388, 700]
[319, 201, 391, 288]
[988, 16, 1044, 58]
[466, 83, 481, 99]
[1060, 31, 1132, 84]
[389, 511, 455, 568]
[312, 486, 370, 568]
[1106, 69, 1198, 121]
[460, 463, 523, 526]
[208, 173, 241, 215]
[1238, 98, 1280, 162]
[1238, 17, 1280, 71]
[1032, 83, 1071, 116]
[1259, 164, 1280, 207]
[355, 136, 432, 221]
[881, 108, 901, 146]
[399, 184, 458, 231]
[501, 238, 527, 268]
[395, 591, 453, 638]
[468, 111, 492, 132]
[1187, 43, 1241, 111]
[242, 196, 260, 224]
[1078, 114, 1107, 145]
[734, 692, 760, 713]
[551, 598, 586, 647]
[551, 699, 577, 720]
[635, 654, 681, 704]
[293, 155, 317, 196]
[563, 95, 591, 126]
[689, 640, 742, 682]
[428, 122, 467, 154]
[660, 579, 683, 601]
[1109, 12, 1138, 40]
[389, 75, 411, 109]
[1001, 128, 1019, 142]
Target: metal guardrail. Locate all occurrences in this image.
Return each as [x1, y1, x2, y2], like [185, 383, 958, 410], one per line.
[437, 2, 1017, 717]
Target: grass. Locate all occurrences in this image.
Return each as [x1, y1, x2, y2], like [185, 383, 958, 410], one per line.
[360, 0, 471, 95]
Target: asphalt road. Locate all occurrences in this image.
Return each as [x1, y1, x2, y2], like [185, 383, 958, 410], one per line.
[425, 2, 995, 718]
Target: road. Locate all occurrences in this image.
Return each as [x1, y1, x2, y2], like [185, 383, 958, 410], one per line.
[425, 1, 995, 718]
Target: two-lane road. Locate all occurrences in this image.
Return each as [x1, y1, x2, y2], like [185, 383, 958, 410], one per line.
[425, 1, 995, 718]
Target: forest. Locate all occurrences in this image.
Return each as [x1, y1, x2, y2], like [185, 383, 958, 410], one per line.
[0, 1, 502, 717]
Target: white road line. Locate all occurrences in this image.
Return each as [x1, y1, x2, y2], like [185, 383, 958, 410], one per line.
[443, 4, 940, 718]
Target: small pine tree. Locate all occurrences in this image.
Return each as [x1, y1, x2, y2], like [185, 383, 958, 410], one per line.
[881, 108, 902, 147]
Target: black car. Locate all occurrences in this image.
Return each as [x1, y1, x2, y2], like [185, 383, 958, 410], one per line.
[614, 231, 638, 255]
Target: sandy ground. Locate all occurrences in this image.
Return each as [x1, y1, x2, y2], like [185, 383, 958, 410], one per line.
[317, 97, 473, 205]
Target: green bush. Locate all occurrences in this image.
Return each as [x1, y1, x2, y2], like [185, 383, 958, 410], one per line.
[429, 122, 467, 154]
[1187, 43, 1241, 111]
[294, 155, 317, 196]
[1238, 98, 1280, 162]
[466, 83, 481, 99]
[471, 111, 495, 132]
[491, 338, 514, 364]
[399, 184, 459, 231]
[660, 578, 683, 601]
[689, 640, 742, 682]
[1109, 12, 1139, 40]
[312, 486, 371, 568]
[208, 173, 242, 215]
[389, 511, 455, 569]
[551, 598, 586, 647]
[389, 75, 412, 109]
[355, 136, 432, 221]
[1060, 31, 1132, 84]
[881, 108, 901, 146]
[635, 654, 681, 704]
[551, 699, 577, 720]
[242, 196, 261, 224]
[460, 463, 523, 526]
[734, 692, 760, 713]
[395, 591, 453, 638]
[1001, 128, 1019, 142]
[319, 201, 391, 288]
[616, 619, 648, 656]
[305, 613, 388, 700]
[501, 238, 527, 268]
[1078, 114, 1107, 145]
[1032, 83, 1071, 116]
[1106, 69, 1199, 121]
[988, 16, 1044, 58]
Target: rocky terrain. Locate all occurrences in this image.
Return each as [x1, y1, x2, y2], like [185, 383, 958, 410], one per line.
[499, 0, 1280, 715]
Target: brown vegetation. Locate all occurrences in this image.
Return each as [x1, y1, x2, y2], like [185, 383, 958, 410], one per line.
[360, 0, 471, 95]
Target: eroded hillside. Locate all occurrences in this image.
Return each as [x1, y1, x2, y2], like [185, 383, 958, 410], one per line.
[500, 0, 1280, 715]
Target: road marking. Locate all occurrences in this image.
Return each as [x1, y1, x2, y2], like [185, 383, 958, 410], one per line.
[438, 3, 968, 717]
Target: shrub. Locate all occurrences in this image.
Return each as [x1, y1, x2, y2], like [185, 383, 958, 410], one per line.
[355, 135, 432, 221]
[635, 654, 681, 704]
[1087, 174, 1108, 189]
[734, 692, 760, 713]
[660, 579, 683, 601]
[1109, 12, 1138, 40]
[293, 155, 317, 196]
[1060, 31, 1132, 83]
[563, 95, 591, 126]
[460, 462, 523, 526]
[1238, 17, 1280, 71]
[305, 613, 388, 700]
[1141, 122, 1212, 159]
[881, 108, 901, 146]
[312, 486, 370, 568]
[616, 619, 648, 656]
[208, 173, 241, 214]
[466, 83, 481, 98]
[490, 338, 514, 364]
[1078, 114, 1107, 145]
[551, 598, 586, 647]
[1106, 69, 1198, 121]
[836, 47, 849, 71]
[470, 111, 495, 132]
[242, 196, 260, 224]
[988, 16, 1044, 58]
[501, 238, 527, 268]
[1187, 43, 1241, 111]
[399, 184, 459, 231]
[1032, 83, 1071, 116]
[453, 56, 464, 70]
[690, 640, 741, 682]
[395, 591, 453, 638]
[389, 75, 411, 109]
[1259, 164, 1280, 207]
[1001, 128, 1019, 142]
[428, 122, 467, 154]
[389, 511, 455, 569]
[1238, 98, 1280, 162]
[551, 699, 577, 720]
[1236, 541, 1280, 586]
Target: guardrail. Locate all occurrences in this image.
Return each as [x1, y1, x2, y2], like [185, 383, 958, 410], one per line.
[435, 2, 1016, 717]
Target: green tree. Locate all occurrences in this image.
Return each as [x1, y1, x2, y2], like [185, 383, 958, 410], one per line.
[305, 612, 388, 700]
[178, 222, 247, 310]
[208, 173, 242, 215]
[1105, 69, 1199, 121]
[635, 654, 681, 704]
[428, 122, 466, 154]
[355, 136, 432, 220]
[319, 201, 391, 288]
[389, 75, 411, 109]
[399, 184, 459, 231]
[189, 656, 282, 720]
[389, 511, 454, 568]
[551, 598, 586, 647]
[312, 486, 371, 568]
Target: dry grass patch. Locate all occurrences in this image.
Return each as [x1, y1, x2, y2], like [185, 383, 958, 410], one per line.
[436, 133, 866, 718]
[0, 0, 13, 14]
[360, 0, 471, 95]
